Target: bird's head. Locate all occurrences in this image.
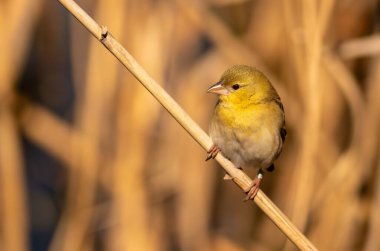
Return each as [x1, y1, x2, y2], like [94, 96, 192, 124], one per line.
[207, 65, 278, 105]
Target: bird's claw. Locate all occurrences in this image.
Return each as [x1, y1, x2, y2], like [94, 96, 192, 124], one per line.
[243, 173, 263, 201]
[205, 144, 220, 161]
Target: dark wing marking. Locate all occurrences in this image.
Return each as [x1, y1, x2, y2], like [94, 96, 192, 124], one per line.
[274, 97, 284, 112]
[266, 163, 275, 172]
[273, 97, 287, 143]
[280, 127, 287, 143]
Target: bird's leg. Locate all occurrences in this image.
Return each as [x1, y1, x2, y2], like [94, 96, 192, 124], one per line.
[244, 168, 264, 201]
[205, 143, 220, 161]
[205, 144, 234, 180]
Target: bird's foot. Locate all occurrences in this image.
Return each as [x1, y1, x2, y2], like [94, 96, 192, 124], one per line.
[244, 170, 264, 201]
[205, 144, 220, 161]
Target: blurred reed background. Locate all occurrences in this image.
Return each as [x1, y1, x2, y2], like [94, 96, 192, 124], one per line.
[1, 0, 380, 250]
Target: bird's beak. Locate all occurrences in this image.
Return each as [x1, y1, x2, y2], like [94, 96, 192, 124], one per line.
[207, 81, 229, 95]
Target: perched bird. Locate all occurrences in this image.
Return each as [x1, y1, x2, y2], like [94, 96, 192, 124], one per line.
[206, 65, 286, 200]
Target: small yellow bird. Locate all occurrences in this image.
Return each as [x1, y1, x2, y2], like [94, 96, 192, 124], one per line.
[206, 65, 286, 200]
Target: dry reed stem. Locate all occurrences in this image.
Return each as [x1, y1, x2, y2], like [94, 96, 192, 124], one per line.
[18, 99, 73, 165]
[323, 52, 364, 129]
[17, 98, 114, 194]
[361, 56, 380, 251]
[0, 1, 42, 250]
[175, 56, 222, 251]
[57, 0, 318, 250]
[0, 111, 28, 251]
[311, 51, 364, 207]
[282, 3, 335, 250]
[50, 0, 125, 250]
[111, 84, 157, 251]
[364, 153, 380, 251]
[339, 35, 380, 59]
[287, 0, 322, 233]
[107, 3, 170, 250]
[308, 41, 380, 250]
[282, 3, 321, 249]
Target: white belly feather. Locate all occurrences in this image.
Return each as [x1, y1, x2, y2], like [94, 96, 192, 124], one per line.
[209, 113, 282, 169]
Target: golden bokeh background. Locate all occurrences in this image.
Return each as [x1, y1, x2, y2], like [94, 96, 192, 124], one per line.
[1, 0, 380, 250]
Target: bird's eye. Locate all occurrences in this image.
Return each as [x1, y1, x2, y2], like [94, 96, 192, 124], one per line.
[232, 84, 240, 90]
